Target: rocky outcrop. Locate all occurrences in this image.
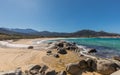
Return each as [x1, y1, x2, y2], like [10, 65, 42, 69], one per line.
[78, 60, 88, 69]
[96, 59, 120, 75]
[86, 58, 97, 71]
[25, 64, 41, 74]
[0, 68, 22, 75]
[111, 70, 120, 75]
[45, 70, 56, 75]
[113, 56, 120, 61]
[50, 41, 78, 51]
[23, 64, 67, 75]
[66, 63, 82, 75]
[66, 58, 120, 75]
[66, 58, 96, 75]
[57, 48, 67, 54]
[87, 48, 97, 53]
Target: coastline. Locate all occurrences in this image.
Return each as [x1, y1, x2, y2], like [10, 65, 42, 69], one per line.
[0, 38, 119, 75]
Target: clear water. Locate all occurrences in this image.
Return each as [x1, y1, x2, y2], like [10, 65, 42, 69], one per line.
[52, 38, 120, 58]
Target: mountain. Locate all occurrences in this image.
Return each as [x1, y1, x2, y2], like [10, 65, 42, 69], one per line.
[11, 28, 40, 35]
[0, 28, 119, 37]
[71, 30, 120, 37]
[0, 28, 20, 35]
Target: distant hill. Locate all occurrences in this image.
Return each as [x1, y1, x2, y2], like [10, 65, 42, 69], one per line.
[11, 28, 40, 35]
[70, 30, 120, 37]
[0, 28, 19, 35]
[0, 28, 119, 38]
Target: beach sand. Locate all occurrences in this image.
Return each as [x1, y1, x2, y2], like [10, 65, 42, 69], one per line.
[0, 48, 46, 71]
[0, 38, 101, 75]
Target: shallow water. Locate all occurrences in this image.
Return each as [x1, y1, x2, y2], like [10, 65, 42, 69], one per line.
[51, 38, 120, 58]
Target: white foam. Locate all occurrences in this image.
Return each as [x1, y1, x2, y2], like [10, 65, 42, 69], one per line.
[0, 41, 30, 48]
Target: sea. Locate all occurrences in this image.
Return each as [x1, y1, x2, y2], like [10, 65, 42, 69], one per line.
[49, 38, 120, 58]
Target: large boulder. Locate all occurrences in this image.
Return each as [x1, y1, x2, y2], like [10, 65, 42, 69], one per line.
[0, 68, 22, 75]
[86, 58, 97, 71]
[96, 60, 120, 75]
[39, 65, 48, 73]
[0, 71, 16, 75]
[57, 48, 67, 54]
[57, 42, 64, 48]
[78, 60, 88, 69]
[15, 68, 22, 75]
[112, 56, 120, 61]
[111, 70, 120, 75]
[66, 63, 81, 75]
[26, 64, 41, 74]
[45, 70, 56, 75]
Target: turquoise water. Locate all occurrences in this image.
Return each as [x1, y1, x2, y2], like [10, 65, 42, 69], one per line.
[52, 38, 120, 58]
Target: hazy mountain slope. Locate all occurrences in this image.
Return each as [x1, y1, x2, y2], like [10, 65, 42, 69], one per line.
[11, 28, 39, 34]
[0, 28, 119, 37]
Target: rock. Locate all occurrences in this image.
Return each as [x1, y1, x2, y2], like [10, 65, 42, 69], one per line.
[86, 58, 97, 71]
[66, 63, 81, 75]
[0, 68, 22, 75]
[54, 54, 59, 58]
[57, 71, 67, 75]
[57, 48, 67, 54]
[47, 50, 52, 54]
[57, 42, 64, 48]
[113, 56, 120, 61]
[45, 70, 56, 75]
[30, 70, 39, 74]
[0, 71, 16, 75]
[111, 70, 120, 75]
[15, 68, 22, 75]
[26, 64, 41, 74]
[66, 46, 77, 50]
[28, 46, 34, 49]
[39, 65, 48, 73]
[96, 60, 120, 75]
[28, 64, 41, 71]
[72, 42, 76, 45]
[87, 48, 97, 53]
[78, 60, 88, 69]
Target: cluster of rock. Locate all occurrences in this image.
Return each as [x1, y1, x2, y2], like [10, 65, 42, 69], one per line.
[47, 40, 120, 75]
[46, 50, 60, 58]
[48, 40, 97, 54]
[46, 40, 80, 58]
[0, 68, 22, 75]
[66, 58, 120, 75]
[49, 40, 78, 51]
[0, 64, 67, 75]
[112, 56, 120, 61]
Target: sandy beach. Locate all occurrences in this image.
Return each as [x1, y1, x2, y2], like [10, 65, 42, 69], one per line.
[0, 38, 116, 75]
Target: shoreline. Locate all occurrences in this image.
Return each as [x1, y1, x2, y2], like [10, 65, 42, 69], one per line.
[0, 38, 119, 75]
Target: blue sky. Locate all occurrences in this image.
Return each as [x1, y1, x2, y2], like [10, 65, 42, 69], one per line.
[0, 0, 120, 33]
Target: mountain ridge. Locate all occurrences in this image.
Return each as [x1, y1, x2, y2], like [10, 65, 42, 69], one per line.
[0, 28, 119, 37]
